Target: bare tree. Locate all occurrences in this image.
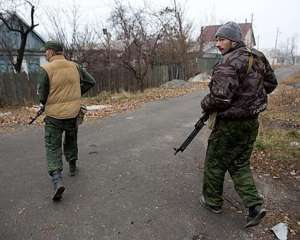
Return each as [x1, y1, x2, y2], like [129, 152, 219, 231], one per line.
[279, 34, 298, 65]
[109, 1, 162, 91]
[284, 38, 291, 64]
[45, 2, 97, 63]
[154, 0, 193, 79]
[290, 35, 298, 65]
[0, 0, 39, 73]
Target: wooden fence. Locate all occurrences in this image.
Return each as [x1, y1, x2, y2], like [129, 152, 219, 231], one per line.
[0, 65, 170, 106]
[0, 72, 38, 106]
[86, 64, 169, 96]
[0, 58, 216, 106]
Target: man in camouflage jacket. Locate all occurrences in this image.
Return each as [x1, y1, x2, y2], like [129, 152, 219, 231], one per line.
[200, 22, 278, 228]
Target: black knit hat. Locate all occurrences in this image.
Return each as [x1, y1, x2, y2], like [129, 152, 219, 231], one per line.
[215, 22, 242, 42]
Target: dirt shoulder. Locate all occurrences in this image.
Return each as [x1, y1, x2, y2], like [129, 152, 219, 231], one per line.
[251, 71, 300, 239]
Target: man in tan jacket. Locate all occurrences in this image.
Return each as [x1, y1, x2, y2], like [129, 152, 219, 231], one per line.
[38, 41, 95, 201]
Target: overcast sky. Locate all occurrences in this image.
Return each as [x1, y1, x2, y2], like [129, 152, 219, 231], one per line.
[35, 0, 299, 53]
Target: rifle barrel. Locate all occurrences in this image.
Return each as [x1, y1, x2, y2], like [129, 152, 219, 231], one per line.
[174, 128, 201, 155]
[173, 113, 208, 155]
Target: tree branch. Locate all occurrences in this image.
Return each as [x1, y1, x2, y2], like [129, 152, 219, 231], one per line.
[25, 3, 38, 34]
[0, 13, 23, 33]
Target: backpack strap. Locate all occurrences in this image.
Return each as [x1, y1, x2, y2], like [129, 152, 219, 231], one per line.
[246, 47, 254, 74]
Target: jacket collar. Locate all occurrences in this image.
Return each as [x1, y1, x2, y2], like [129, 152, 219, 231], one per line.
[223, 41, 246, 56]
[49, 55, 65, 62]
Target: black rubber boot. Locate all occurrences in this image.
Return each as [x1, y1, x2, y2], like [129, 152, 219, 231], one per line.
[68, 161, 77, 177]
[245, 205, 266, 228]
[51, 170, 65, 201]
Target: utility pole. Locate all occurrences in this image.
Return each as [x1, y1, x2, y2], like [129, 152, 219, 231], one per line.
[103, 28, 112, 67]
[273, 28, 280, 65]
[257, 35, 260, 50]
[103, 28, 112, 90]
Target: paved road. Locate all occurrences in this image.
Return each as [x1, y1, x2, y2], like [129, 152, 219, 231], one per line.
[1, 91, 258, 240]
[0, 65, 298, 240]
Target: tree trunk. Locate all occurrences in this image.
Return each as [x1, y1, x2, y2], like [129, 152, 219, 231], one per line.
[15, 33, 28, 73]
[137, 74, 144, 92]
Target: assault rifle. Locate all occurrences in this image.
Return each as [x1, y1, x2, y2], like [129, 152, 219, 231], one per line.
[173, 112, 209, 155]
[28, 106, 44, 125]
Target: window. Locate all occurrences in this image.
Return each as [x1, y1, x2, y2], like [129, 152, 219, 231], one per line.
[26, 56, 40, 73]
[0, 59, 6, 72]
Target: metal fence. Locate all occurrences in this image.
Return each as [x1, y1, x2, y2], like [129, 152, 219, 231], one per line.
[196, 57, 219, 73]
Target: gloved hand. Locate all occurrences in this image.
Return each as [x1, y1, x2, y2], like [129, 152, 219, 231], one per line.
[37, 103, 45, 114]
[28, 103, 45, 125]
[77, 105, 87, 125]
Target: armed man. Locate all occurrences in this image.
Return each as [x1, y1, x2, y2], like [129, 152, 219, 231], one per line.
[37, 41, 95, 201]
[199, 22, 278, 227]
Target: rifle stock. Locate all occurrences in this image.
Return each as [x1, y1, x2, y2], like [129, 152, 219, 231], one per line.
[174, 113, 209, 155]
[28, 108, 44, 125]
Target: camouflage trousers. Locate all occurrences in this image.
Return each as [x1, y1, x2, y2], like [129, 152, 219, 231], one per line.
[44, 116, 78, 175]
[202, 118, 263, 208]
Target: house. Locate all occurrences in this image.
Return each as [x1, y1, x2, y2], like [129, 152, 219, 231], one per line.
[0, 12, 46, 73]
[198, 22, 256, 58]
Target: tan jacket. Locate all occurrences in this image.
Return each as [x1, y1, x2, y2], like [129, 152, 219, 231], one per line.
[41, 55, 81, 119]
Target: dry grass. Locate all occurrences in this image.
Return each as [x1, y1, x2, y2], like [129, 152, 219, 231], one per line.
[282, 73, 300, 85]
[271, 64, 285, 70]
[251, 71, 300, 239]
[82, 82, 207, 105]
[253, 71, 300, 173]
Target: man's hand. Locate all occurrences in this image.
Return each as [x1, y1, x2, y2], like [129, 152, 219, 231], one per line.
[38, 103, 45, 113]
[28, 104, 45, 125]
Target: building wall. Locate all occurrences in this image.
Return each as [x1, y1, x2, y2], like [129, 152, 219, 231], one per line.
[244, 31, 254, 48]
[0, 17, 45, 73]
[0, 53, 45, 73]
[0, 16, 44, 51]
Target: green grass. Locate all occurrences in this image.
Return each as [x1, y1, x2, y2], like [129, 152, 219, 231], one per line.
[254, 138, 266, 151]
[255, 71, 300, 165]
[255, 128, 300, 161]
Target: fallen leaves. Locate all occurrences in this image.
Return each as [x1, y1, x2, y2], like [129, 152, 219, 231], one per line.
[252, 149, 299, 184]
[0, 82, 208, 133]
[81, 82, 207, 121]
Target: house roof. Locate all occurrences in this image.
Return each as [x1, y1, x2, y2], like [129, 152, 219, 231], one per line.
[0, 12, 45, 44]
[199, 23, 254, 44]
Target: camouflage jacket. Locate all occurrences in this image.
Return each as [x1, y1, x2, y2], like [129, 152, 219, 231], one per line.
[201, 43, 278, 119]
